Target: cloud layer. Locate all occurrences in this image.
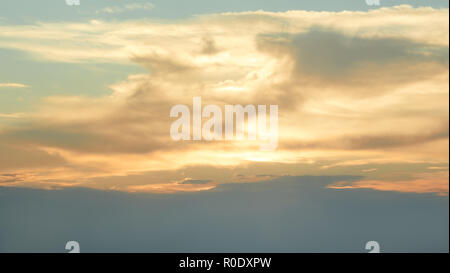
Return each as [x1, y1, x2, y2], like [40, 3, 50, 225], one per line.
[0, 6, 448, 194]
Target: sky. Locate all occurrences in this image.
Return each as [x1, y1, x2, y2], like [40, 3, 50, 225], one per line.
[0, 0, 449, 252]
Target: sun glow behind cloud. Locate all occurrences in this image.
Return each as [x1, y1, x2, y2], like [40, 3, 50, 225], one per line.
[0, 5, 448, 195]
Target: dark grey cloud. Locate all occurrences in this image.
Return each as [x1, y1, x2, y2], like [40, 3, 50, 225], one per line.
[291, 29, 447, 76]
[258, 28, 449, 75]
[256, 28, 449, 97]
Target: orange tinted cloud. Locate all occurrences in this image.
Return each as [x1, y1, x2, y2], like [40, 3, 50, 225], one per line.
[0, 6, 448, 193]
[328, 171, 449, 196]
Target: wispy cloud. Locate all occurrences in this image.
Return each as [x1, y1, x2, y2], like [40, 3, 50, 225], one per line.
[428, 166, 448, 170]
[96, 2, 154, 14]
[328, 171, 450, 196]
[0, 83, 29, 88]
[0, 113, 26, 118]
[362, 168, 377, 173]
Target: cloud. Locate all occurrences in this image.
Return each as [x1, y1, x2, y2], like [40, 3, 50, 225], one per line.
[257, 28, 448, 81]
[281, 123, 449, 150]
[0, 6, 447, 192]
[0, 142, 68, 174]
[328, 171, 449, 196]
[0, 113, 26, 118]
[96, 2, 154, 14]
[199, 36, 221, 55]
[180, 179, 213, 185]
[428, 166, 448, 170]
[1, 6, 447, 63]
[0, 83, 28, 88]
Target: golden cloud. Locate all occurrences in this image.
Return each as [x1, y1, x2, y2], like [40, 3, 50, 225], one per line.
[0, 6, 448, 193]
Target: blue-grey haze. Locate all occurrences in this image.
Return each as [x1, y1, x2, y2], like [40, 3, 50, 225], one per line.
[0, 176, 448, 253]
